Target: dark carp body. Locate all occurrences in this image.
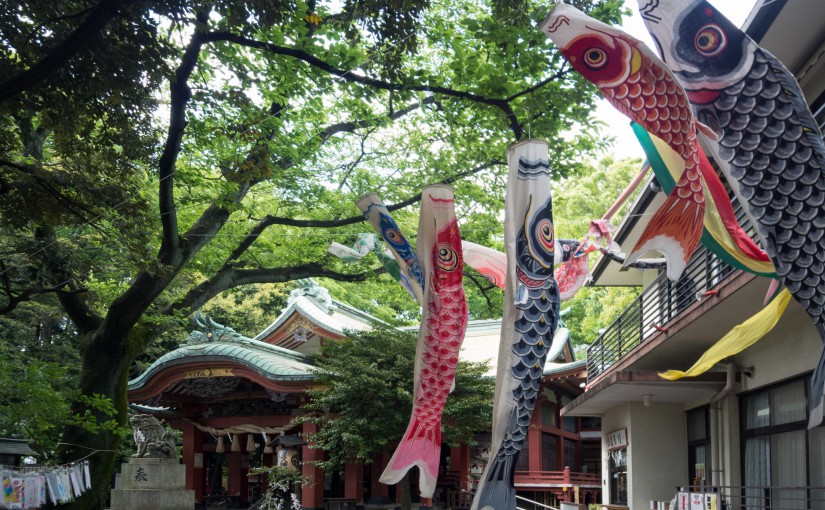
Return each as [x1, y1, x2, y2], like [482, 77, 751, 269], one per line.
[639, 0, 825, 426]
[472, 145, 560, 510]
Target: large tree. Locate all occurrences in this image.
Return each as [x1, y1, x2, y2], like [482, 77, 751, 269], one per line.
[0, 0, 624, 507]
[298, 325, 495, 510]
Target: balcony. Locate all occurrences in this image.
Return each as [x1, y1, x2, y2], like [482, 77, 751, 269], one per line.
[586, 242, 739, 382]
[515, 468, 601, 489]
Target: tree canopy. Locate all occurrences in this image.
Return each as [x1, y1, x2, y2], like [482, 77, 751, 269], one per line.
[0, 0, 625, 507]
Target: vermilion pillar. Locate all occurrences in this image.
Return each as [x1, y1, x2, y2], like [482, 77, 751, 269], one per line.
[301, 422, 325, 510]
[368, 451, 390, 502]
[450, 445, 470, 491]
[181, 420, 205, 502]
[344, 461, 364, 503]
[228, 443, 243, 497]
[528, 414, 542, 473]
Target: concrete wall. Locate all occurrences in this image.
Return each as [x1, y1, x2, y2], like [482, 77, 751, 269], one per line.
[600, 402, 688, 508]
[628, 403, 688, 510]
[735, 301, 820, 394]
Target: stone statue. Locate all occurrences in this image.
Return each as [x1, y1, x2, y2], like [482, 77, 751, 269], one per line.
[130, 414, 177, 459]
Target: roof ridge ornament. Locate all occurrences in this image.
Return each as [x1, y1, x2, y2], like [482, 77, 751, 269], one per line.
[185, 310, 245, 345]
[287, 278, 333, 314]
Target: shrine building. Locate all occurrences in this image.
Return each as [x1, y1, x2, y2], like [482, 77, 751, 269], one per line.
[127, 279, 599, 509]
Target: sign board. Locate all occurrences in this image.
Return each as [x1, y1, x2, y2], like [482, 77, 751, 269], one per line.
[689, 493, 704, 510]
[606, 428, 628, 451]
[184, 368, 234, 379]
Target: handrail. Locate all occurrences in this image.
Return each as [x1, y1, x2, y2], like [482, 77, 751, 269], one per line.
[677, 484, 825, 510]
[586, 240, 737, 381]
[515, 494, 560, 510]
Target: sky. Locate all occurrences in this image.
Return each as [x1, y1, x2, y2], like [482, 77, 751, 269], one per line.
[595, 0, 760, 160]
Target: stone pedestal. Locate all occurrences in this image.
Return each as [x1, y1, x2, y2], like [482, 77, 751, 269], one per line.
[110, 458, 195, 510]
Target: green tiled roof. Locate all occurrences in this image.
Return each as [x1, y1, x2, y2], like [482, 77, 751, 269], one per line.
[0, 438, 38, 457]
[128, 316, 316, 392]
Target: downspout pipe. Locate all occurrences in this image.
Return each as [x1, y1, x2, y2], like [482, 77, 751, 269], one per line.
[709, 363, 736, 487]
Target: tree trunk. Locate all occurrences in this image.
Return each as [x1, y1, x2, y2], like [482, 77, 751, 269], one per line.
[399, 472, 412, 510]
[56, 331, 133, 510]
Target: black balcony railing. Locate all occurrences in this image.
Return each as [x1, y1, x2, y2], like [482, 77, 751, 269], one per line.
[587, 236, 749, 381]
[585, 186, 765, 382]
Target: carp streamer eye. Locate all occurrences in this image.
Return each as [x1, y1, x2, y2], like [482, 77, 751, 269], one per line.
[385, 228, 404, 245]
[583, 47, 608, 70]
[695, 23, 727, 57]
[436, 244, 458, 271]
[535, 219, 555, 254]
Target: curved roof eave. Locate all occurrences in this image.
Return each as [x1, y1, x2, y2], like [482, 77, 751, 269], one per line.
[128, 341, 316, 392]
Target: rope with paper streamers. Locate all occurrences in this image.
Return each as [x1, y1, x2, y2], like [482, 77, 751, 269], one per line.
[183, 418, 292, 454]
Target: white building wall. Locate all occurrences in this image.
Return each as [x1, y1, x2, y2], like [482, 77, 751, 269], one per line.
[734, 302, 820, 394]
[601, 403, 689, 508]
[628, 403, 688, 510]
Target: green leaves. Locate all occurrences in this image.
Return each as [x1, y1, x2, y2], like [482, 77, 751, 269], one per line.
[297, 325, 493, 471]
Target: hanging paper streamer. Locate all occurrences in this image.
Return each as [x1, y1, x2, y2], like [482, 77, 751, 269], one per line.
[471, 140, 560, 510]
[0, 459, 90, 509]
[541, 2, 710, 281]
[639, 0, 825, 428]
[356, 193, 425, 305]
[380, 184, 469, 498]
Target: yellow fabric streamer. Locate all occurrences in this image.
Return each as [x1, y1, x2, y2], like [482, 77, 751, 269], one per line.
[659, 288, 792, 380]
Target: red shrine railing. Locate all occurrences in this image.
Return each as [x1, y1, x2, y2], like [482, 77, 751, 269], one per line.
[515, 468, 601, 489]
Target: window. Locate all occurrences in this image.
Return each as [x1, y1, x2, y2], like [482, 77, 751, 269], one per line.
[741, 376, 823, 510]
[580, 416, 600, 430]
[562, 416, 577, 433]
[609, 448, 627, 505]
[687, 407, 711, 490]
[515, 435, 529, 471]
[541, 433, 558, 471]
[581, 442, 601, 475]
[541, 404, 557, 428]
[563, 438, 577, 470]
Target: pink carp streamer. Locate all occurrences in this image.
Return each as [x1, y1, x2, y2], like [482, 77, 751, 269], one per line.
[541, 3, 711, 280]
[464, 224, 617, 301]
[379, 184, 469, 498]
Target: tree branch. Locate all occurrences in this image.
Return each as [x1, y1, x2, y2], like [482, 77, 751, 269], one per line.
[157, 13, 210, 266]
[504, 63, 570, 103]
[0, 0, 132, 102]
[163, 262, 371, 316]
[203, 31, 524, 139]
[225, 160, 504, 263]
[30, 227, 102, 333]
[463, 271, 501, 316]
[0, 266, 90, 316]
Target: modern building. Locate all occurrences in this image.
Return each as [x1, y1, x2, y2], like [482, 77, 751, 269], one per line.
[563, 2, 825, 508]
[128, 279, 600, 509]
